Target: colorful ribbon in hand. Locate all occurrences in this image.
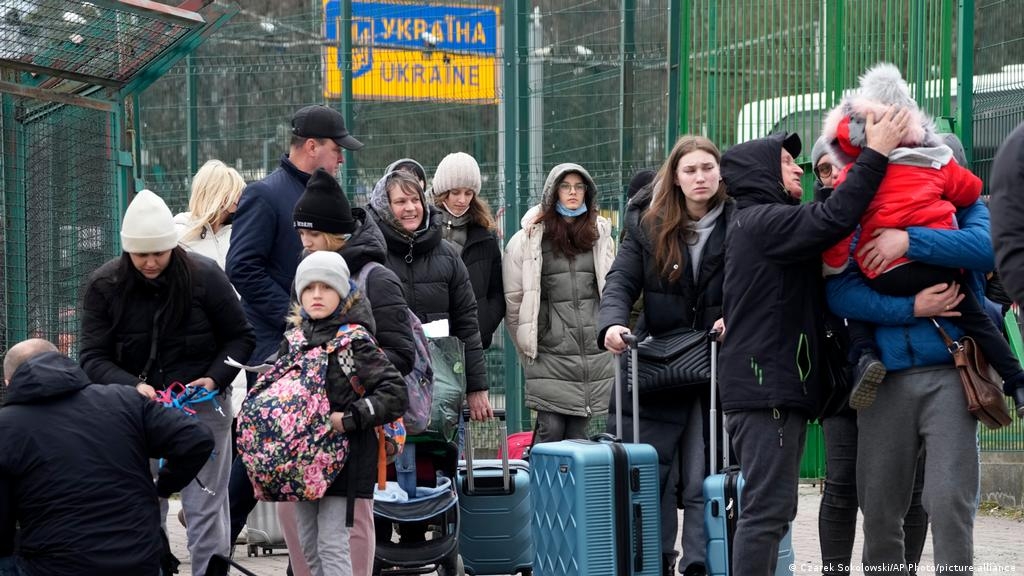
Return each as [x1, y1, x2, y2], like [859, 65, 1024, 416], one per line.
[154, 381, 224, 418]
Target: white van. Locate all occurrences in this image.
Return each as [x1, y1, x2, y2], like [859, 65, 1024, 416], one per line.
[735, 64, 1024, 164]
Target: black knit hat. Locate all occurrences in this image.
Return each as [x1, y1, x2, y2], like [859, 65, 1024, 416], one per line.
[294, 168, 356, 234]
[627, 169, 655, 199]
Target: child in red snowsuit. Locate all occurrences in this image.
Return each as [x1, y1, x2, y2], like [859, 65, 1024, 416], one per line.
[821, 62, 1024, 410]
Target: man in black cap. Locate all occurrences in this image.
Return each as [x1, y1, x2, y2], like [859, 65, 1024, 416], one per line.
[715, 107, 909, 575]
[225, 104, 363, 546]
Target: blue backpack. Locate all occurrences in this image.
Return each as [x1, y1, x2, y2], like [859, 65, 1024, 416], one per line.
[355, 262, 434, 435]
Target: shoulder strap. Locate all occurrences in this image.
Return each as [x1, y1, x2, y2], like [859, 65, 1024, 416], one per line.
[930, 318, 963, 354]
[354, 261, 384, 295]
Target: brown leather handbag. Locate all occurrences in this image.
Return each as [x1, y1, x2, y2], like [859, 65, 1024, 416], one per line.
[932, 320, 1013, 430]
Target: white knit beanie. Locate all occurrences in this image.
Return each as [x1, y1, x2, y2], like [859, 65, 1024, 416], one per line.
[120, 189, 179, 253]
[431, 152, 481, 197]
[295, 251, 351, 300]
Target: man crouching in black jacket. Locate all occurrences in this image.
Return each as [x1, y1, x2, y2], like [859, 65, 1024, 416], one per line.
[717, 108, 910, 575]
[0, 339, 213, 576]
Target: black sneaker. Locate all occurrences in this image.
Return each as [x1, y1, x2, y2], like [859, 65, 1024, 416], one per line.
[681, 562, 707, 576]
[662, 554, 676, 576]
[848, 351, 887, 410]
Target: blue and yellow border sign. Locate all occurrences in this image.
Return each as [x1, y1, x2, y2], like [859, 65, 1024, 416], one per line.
[323, 1, 500, 103]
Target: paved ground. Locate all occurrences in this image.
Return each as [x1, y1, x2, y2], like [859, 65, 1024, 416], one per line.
[167, 483, 1023, 575]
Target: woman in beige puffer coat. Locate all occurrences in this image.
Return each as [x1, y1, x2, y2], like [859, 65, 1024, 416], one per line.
[503, 163, 616, 442]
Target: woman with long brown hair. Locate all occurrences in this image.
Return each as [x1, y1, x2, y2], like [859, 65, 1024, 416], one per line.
[598, 135, 732, 576]
[503, 163, 616, 443]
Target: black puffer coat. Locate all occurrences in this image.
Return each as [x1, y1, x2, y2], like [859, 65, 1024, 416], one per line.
[280, 293, 408, 498]
[719, 133, 888, 415]
[332, 206, 416, 376]
[0, 352, 213, 576]
[598, 187, 733, 410]
[458, 223, 505, 349]
[369, 205, 488, 394]
[79, 252, 255, 391]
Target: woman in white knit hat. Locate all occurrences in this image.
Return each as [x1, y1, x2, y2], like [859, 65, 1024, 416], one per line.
[430, 152, 506, 349]
[78, 189, 255, 576]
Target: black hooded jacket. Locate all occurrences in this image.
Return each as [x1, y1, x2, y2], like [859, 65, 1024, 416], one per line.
[990, 121, 1024, 304]
[719, 133, 889, 415]
[597, 186, 733, 412]
[0, 352, 213, 576]
[333, 207, 416, 375]
[369, 205, 489, 393]
[281, 291, 408, 498]
[79, 252, 255, 391]
[459, 223, 505, 349]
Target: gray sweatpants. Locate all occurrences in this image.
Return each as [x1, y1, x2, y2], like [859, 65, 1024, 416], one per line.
[725, 408, 807, 576]
[180, 395, 233, 576]
[857, 365, 978, 574]
[153, 394, 233, 576]
[295, 497, 353, 576]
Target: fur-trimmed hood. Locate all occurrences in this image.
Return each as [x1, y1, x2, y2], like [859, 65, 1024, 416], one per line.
[821, 62, 942, 167]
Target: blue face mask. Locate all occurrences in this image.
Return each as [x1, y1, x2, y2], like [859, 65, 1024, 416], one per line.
[555, 202, 588, 217]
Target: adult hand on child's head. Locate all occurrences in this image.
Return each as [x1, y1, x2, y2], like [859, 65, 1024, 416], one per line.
[913, 282, 964, 318]
[865, 106, 912, 156]
[467, 390, 493, 421]
[858, 228, 910, 274]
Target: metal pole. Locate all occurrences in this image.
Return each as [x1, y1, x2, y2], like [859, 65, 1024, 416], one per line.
[339, 1, 357, 192]
[528, 7, 544, 201]
[706, 1, 719, 145]
[669, 0, 684, 146]
[501, 0, 526, 433]
[619, 0, 635, 195]
[1, 86, 28, 343]
[956, 0, 974, 166]
[186, 53, 198, 178]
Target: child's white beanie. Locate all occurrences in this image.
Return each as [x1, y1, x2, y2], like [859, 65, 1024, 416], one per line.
[295, 251, 351, 299]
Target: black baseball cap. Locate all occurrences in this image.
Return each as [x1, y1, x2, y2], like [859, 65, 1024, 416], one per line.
[291, 105, 364, 151]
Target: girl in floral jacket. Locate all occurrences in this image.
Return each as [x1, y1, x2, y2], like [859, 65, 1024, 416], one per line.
[281, 250, 407, 576]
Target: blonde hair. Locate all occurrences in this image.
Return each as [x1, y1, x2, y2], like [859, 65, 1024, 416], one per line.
[181, 159, 246, 242]
[321, 233, 348, 252]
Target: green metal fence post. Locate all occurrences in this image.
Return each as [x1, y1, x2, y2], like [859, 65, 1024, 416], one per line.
[502, 0, 526, 433]
[186, 53, 199, 178]
[619, 0, 636, 193]
[1, 89, 28, 344]
[670, 0, 685, 147]
[956, 0, 974, 166]
[706, 2, 719, 145]
[340, 0, 357, 194]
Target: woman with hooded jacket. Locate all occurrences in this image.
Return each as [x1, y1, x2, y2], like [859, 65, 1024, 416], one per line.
[430, 152, 505, 349]
[79, 189, 254, 576]
[504, 163, 616, 443]
[366, 170, 493, 421]
[598, 136, 730, 576]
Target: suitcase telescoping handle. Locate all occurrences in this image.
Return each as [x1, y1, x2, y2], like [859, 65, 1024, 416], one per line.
[614, 333, 641, 443]
[707, 330, 727, 473]
[462, 408, 510, 495]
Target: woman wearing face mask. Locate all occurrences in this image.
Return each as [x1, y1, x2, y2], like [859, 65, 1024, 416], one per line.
[430, 152, 505, 349]
[503, 163, 616, 444]
[598, 136, 731, 576]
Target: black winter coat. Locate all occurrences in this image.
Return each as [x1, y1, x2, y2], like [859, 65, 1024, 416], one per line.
[990, 121, 1024, 304]
[370, 206, 489, 393]
[598, 189, 732, 407]
[79, 253, 255, 391]
[334, 207, 416, 375]
[460, 223, 505, 349]
[227, 156, 310, 364]
[719, 133, 888, 415]
[282, 294, 408, 498]
[0, 352, 213, 576]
